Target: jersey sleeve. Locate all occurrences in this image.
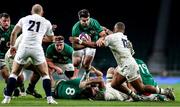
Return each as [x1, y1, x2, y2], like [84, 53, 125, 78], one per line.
[64, 44, 74, 58]
[92, 19, 103, 34]
[46, 45, 53, 59]
[72, 22, 80, 37]
[45, 21, 54, 36]
[104, 35, 111, 46]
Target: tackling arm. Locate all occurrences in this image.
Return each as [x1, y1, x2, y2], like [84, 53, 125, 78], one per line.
[10, 25, 22, 47]
[46, 58, 63, 75]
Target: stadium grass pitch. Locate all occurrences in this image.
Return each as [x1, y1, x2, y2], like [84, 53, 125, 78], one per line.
[0, 80, 179, 106]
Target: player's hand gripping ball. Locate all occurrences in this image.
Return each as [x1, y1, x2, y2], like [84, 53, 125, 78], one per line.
[79, 32, 91, 42]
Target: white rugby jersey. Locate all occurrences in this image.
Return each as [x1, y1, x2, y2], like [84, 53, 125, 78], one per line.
[104, 32, 134, 66]
[16, 14, 54, 47]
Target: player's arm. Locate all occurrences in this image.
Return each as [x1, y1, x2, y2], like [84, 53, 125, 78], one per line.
[45, 21, 55, 42]
[70, 36, 97, 49]
[81, 41, 97, 48]
[46, 46, 62, 74]
[89, 66, 103, 78]
[79, 77, 104, 89]
[96, 37, 106, 47]
[96, 30, 107, 47]
[10, 25, 21, 47]
[46, 58, 63, 75]
[73, 41, 86, 50]
[10, 25, 22, 55]
[43, 35, 54, 43]
[99, 30, 107, 37]
[43, 24, 57, 43]
[102, 26, 113, 35]
[46, 58, 55, 69]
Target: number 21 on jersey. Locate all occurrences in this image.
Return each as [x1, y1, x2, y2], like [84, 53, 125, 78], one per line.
[28, 20, 41, 32]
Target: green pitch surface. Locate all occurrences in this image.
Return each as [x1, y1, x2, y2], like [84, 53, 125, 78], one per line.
[0, 80, 179, 106]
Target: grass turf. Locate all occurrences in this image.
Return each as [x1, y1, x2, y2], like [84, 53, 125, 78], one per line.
[0, 80, 179, 106]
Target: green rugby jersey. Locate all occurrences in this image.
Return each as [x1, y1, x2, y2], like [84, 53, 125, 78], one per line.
[46, 43, 73, 64]
[0, 25, 15, 58]
[72, 18, 103, 42]
[56, 78, 83, 99]
[136, 59, 157, 87]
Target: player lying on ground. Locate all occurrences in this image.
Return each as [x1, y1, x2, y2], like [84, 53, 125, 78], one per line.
[52, 66, 105, 100]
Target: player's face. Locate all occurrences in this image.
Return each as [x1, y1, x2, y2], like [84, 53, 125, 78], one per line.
[80, 17, 90, 27]
[0, 17, 10, 29]
[55, 42, 64, 52]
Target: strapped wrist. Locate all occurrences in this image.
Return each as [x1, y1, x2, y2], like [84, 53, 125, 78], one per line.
[78, 38, 83, 44]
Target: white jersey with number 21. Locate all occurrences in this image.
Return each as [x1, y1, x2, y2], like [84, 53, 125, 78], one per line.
[16, 14, 54, 48]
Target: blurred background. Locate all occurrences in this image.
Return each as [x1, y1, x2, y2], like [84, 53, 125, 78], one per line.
[1, 0, 179, 81]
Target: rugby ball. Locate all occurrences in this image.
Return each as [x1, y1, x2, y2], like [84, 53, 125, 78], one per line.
[79, 32, 91, 41]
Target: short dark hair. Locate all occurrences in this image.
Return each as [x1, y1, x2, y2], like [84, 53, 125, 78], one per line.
[0, 13, 10, 18]
[115, 22, 125, 31]
[78, 9, 90, 19]
[55, 36, 64, 43]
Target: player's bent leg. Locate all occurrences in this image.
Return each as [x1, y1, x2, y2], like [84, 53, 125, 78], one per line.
[82, 55, 94, 79]
[0, 66, 9, 83]
[111, 72, 127, 93]
[2, 62, 24, 104]
[130, 78, 175, 101]
[82, 55, 94, 71]
[72, 50, 84, 78]
[82, 48, 96, 71]
[16, 73, 26, 96]
[36, 62, 57, 104]
[72, 56, 82, 77]
[26, 72, 42, 98]
[111, 72, 141, 101]
[73, 56, 82, 68]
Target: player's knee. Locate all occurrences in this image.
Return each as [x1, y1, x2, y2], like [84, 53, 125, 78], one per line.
[73, 59, 81, 67]
[73, 62, 80, 68]
[111, 83, 118, 90]
[17, 74, 24, 81]
[73, 57, 82, 67]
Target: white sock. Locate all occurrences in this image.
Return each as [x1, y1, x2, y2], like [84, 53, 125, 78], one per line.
[47, 96, 52, 100]
[5, 95, 11, 99]
[157, 88, 166, 94]
[128, 90, 136, 97]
